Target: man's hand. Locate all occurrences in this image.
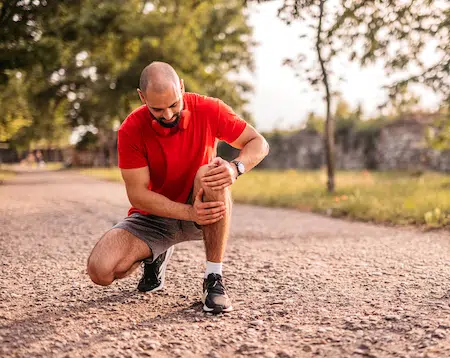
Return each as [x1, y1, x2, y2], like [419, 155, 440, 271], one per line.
[201, 157, 237, 191]
[190, 188, 226, 225]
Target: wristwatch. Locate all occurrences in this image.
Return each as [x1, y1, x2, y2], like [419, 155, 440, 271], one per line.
[231, 160, 245, 178]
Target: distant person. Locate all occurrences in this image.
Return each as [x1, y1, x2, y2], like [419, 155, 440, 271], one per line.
[35, 150, 45, 168]
[87, 61, 269, 313]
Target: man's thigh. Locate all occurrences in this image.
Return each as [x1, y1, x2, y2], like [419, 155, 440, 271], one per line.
[111, 213, 201, 262]
[88, 227, 150, 278]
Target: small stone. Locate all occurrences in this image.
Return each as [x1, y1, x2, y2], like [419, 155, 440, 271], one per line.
[302, 345, 312, 352]
[208, 351, 221, 358]
[317, 328, 326, 333]
[250, 320, 264, 326]
[277, 350, 292, 358]
[122, 331, 132, 339]
[384, 315, 400, 321]
[265, 353, 276, 358]
[140, 340, 160, 350]
[433, 330, 446, 339]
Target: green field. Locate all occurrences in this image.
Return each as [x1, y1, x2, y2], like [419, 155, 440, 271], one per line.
[0, 170, 15, 182]
[79, 168, 450, 229]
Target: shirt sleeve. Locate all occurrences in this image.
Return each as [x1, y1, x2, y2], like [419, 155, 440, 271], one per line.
[117, 128, 148, 169]
[215, 99, 247, 143]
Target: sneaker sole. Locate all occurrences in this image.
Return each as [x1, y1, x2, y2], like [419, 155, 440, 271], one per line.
[142, 246, 174, 293]
[201, 291, 233, 313]
[202, 304, 233, 313]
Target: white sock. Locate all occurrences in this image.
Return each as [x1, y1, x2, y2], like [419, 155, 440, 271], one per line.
[204, 261, 223, 278]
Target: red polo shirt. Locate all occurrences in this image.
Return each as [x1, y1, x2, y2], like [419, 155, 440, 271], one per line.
[117, 92, 247, 216]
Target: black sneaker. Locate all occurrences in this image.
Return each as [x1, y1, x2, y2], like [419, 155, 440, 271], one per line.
[137, 246, 174, 293]
[202, 273, 233, 313]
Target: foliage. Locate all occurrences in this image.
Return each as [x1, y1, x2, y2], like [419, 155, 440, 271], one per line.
[426, 104, 450, 150]
[0, 0, 255, 148]
[248, 0, 449, 191]
[0, 73, 32, 142]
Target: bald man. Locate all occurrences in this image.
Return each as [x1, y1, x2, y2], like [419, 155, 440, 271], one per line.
[87, 62, 269, 313]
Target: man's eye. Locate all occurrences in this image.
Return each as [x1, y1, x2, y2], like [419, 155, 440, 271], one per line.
[170, 103, 178, 108]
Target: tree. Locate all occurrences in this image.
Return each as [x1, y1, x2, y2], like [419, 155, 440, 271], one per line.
[333, 0, 449, 149]
[1, 0, 255, 155]
[426, 103, 450, 150]
[248, 0, 348, 192]
[248, 0, 449, 190]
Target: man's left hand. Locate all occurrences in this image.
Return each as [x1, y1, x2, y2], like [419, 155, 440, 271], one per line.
[202, 157, 237, 191]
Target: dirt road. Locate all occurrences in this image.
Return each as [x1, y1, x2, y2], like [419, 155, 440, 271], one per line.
[1, 170, 450, 358]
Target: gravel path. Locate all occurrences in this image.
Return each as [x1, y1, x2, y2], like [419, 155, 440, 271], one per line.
[1, 170, 450, 358]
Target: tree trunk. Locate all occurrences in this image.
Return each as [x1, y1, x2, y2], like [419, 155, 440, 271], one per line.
[316, 0, 335, 192]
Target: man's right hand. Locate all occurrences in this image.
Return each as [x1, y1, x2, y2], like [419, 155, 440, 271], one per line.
[190, 188, 226, 226]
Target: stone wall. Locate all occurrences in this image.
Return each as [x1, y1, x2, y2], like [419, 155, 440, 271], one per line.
[253, 117, 450, 172]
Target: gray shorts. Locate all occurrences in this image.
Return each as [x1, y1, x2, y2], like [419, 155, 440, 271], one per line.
[111, 213, 203, 263]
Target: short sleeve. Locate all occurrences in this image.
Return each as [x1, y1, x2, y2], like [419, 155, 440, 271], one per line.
[215, 99, 247, 143]
[117, 128, 147, 169]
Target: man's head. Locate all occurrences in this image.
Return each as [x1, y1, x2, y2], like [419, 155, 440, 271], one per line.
[137, 61, 185, 128]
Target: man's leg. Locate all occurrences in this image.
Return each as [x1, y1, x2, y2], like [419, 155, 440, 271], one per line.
[193, 165, 232, 264]
[193, 165, 233, 313]
[87, 228, 151, 286]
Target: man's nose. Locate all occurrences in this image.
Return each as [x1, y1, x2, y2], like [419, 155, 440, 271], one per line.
[162, 108, 174, 120]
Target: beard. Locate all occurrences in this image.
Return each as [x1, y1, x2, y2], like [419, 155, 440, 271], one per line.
[150, 100, 184, 128]
[157, 112, 181, 128]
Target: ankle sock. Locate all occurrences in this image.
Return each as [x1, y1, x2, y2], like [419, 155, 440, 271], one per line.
[204, 261, 223, 278]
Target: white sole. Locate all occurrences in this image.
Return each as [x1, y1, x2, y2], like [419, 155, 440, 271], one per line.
[201, 290, 233, 313]
[202, 304, 233, 313]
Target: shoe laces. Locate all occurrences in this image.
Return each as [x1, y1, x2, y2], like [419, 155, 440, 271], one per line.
[206, 274, 225, 295]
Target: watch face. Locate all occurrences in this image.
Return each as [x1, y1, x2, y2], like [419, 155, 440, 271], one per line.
[237, 162, 245, 174]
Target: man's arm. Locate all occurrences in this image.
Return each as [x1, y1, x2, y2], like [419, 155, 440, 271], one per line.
[228, 124, 270, 174]
[121, 166, 192, 220]
[121, 167, 226, 224]
[202, 124, 269, 190]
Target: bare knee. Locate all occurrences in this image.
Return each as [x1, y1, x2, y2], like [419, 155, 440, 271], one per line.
[87, 255, 114, 286]
[195, 164, 230, 201]
[87, 228, 148, 286]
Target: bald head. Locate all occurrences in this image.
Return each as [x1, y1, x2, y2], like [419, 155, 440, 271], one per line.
[139, 61, 180, 94]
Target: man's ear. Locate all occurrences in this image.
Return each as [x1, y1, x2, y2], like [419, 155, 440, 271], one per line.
[137, 89, 146, 104]
[180, 79, 185, 94]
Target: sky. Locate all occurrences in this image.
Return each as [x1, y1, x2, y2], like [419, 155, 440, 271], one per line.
[246, 1, 442, 132]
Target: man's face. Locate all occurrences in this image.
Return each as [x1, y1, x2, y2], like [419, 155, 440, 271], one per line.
[138, 81, 184, 126]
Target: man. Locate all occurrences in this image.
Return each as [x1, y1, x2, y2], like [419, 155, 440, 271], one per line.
[87, 62, 269, 313]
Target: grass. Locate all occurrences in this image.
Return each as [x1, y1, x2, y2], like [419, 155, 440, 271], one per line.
[232, 169, 450, 229]
[78, 167, 450, 229]
[78, 167, 124, 182]
[0, 169, 15, 182]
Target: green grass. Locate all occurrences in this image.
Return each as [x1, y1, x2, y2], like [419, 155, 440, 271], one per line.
[78, 167, 450, 228]
[0, 169, 15, 182]
[78, 167, 124, 182]
[43, 162, 65, 170]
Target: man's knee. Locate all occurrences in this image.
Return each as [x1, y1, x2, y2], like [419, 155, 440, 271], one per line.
[87, 232, 119, 286]
[195, 164, 210, 183]
[195, 164, 231, 200]
[87, 255, 114, 286]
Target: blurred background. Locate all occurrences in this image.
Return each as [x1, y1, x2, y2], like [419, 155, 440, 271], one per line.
[1, 0, 449, 228]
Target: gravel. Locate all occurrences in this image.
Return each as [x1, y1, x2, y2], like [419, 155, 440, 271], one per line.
[1, 170, 450, 357]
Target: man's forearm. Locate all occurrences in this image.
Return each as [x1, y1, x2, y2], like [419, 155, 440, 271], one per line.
[234, 136, 269, 173]
[128, 189, 192, 221]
